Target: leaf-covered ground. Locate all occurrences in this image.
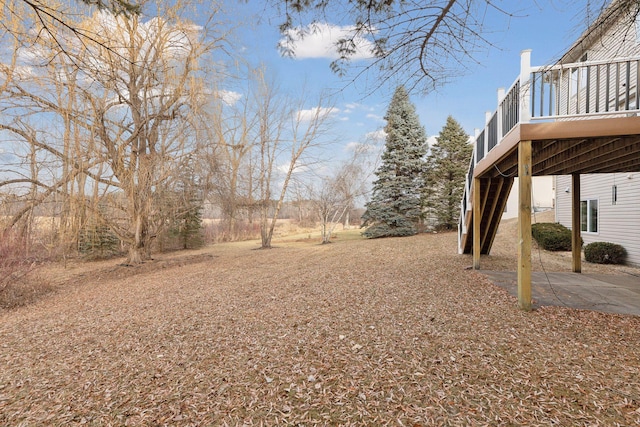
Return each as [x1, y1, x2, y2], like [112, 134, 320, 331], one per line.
[1, 227, 639, 426]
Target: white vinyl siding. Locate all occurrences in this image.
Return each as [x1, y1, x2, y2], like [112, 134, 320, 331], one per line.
[554, 176, 572, 226]
[556, 13, 640, 118]
[588, 14, 640, 60]
[556, 174, 640, 266]
[552, 9, 640, 267]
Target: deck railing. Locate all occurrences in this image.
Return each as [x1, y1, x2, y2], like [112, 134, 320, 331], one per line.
[458, 50, 640, 253]
[531, 58, 640, 118]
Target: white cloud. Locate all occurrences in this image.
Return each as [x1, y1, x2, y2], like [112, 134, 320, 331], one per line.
[366, 113, 383, 121]
[427, 135, 438, 147]
[296, 106, 339, 122]
[14, 65, 35, 79]
[364, 129, 387, 143]
[277, 162, 311, 175]
[218, 90, 242, 106]
[345, 141, 377, 153]
[280, 23, 376, 60]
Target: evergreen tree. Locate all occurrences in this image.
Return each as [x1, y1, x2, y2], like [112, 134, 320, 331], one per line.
[156, 156, 204, 251]
[361, 86, 428, 238]
[170, 159, 204, 250]
[423, 116, 473, 230]
[78, 214, 120, 259]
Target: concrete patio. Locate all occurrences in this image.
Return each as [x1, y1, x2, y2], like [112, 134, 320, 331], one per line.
[482, 271, 640, 316]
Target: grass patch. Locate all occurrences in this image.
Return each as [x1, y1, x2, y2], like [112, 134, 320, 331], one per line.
[330, 228, 367, 242]
[0, 275, 55, 310]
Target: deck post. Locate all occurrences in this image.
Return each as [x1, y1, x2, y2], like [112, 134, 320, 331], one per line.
[520, 49, 532, 124]
[571, 173, 582, 273]
[473, 177, 481, 269]
[497, 87, 505, 140]
[484, 111, 492, 158]
[517, 140, 532, 311]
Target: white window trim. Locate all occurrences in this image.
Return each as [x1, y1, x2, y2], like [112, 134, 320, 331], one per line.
[580, 198, 599, 234]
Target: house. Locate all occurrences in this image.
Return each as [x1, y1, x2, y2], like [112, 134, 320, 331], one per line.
[553, 2, 640, 266]
[502, 176, 554, 220]
[556, 173, 640, 266]
[457, 0, 640, 309]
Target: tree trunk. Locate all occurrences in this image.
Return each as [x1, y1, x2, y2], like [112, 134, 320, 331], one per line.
[260, 214, 271, 248]
[321, 220, 330, 244]
[126, 202, 151, 264]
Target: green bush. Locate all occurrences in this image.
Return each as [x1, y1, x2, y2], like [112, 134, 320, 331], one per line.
[584, 242, 627, 264]
[531, 222, 576, 251]
[79, 223, 120, 259]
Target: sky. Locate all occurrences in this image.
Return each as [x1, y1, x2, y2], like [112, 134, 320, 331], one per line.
[0, 0, 599, 176]
[211, 0, 596, 154]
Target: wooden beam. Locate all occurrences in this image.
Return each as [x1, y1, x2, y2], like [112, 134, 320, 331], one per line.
[571, 174, 582, 273]
[474, 125, 521, 178]
[584, 157, 640, 174]
[535, 138, 590, 163]
[480, 179, 503, 246]
[520, 116, 640, 141]
[517, 140, 532, 311]
[473, 177, 481, 269]
[536, 137, 640, 175]
[484, 178, 515, 253]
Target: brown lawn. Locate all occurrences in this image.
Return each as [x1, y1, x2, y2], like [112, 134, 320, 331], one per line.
[1, 221, 639, 426]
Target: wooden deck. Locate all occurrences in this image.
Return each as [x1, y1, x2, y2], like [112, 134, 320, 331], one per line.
[475, 117, 640, 179]
[460, 115, 640, 257]
[457, 51, 640, 310]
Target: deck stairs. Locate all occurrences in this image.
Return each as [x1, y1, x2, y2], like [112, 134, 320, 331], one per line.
[459, 177, 513, 255]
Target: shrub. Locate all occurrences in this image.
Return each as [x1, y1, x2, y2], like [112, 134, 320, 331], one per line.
[584, 242, 627, 264]
[78, 223, 120, 260]
[0, 233, 53, 310]
[531, 222, 576, 251]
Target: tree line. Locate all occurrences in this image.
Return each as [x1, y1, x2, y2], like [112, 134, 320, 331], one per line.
[362, 86, 472, 238]
[4, 0, 619, 261]
[0, 0, 369, 264]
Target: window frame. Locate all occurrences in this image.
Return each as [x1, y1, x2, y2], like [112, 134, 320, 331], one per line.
[580, 198, 599, 234]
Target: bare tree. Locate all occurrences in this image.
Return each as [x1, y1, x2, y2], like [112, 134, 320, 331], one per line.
[0, 1, 228, 263]
[263, 0, 637, 94]
[0, 8, 97, 254]
[77, 7, 225, 263]
[252, 70, 334, 248]
[269, 0, 523, 93]
[206, 83, 258, 241]
[310, 146, 368, 244]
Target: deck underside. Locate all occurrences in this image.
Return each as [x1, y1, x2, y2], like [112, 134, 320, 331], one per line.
[460, 116, 640, 255]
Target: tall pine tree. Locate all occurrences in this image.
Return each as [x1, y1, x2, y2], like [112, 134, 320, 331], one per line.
[423, 116, 473, 230]
[361, 86, 427, 238]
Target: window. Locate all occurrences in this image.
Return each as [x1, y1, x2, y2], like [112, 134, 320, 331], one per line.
[580, 199, 598, 233]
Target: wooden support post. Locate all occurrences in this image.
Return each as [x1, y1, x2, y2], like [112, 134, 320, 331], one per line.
[571, 173, 582, 273]
[517, 140, 532, 311]
[473, 177, 481, 269]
